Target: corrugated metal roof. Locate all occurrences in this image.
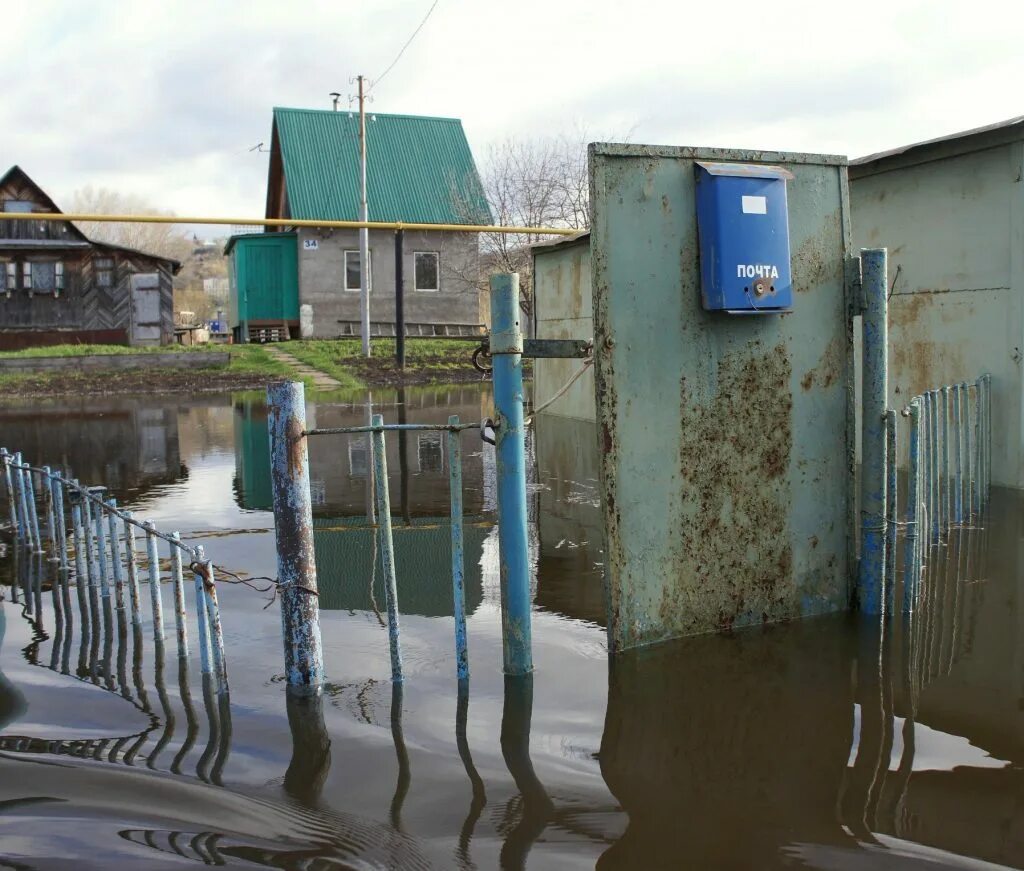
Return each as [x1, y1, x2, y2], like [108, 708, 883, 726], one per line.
[273, 107, 491, 225]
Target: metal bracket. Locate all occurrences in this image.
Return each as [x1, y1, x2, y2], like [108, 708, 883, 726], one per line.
[477, 335, 592, 359]
[847, 255, 865, 316]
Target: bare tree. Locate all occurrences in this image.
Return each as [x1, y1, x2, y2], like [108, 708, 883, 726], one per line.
[447, 133, 593, 320]
[69, 186, 193, 264]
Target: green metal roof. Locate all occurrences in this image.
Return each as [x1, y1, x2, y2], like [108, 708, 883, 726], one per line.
[272, 107, 492, 225]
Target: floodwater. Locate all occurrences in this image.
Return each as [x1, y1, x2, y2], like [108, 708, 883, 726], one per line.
[0, 385, 1021, 870]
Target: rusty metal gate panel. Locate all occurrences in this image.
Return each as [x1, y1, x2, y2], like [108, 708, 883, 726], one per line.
[590, 144, 855, 651]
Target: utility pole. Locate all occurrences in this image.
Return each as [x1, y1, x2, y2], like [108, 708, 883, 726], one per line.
[357, 74, 372, 357]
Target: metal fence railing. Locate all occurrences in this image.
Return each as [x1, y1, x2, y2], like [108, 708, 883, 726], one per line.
[1, 447, 229, 696]
[889, 374, 992, 615]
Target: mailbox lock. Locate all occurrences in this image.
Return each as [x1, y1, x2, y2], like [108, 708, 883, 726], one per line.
[752, 277, 770, 297]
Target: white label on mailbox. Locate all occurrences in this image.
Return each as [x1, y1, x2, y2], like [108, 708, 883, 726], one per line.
[741, 195, 767, 215]
[303, 238, 319, 250]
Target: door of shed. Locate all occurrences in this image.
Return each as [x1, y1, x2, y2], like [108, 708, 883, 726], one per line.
[590, 144, 855, 651]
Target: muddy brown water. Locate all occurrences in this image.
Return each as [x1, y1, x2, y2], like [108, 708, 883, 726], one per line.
[0, 386, 1021, 869]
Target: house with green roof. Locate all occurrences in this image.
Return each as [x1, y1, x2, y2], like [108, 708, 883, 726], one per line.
[250, 107, 491, 340]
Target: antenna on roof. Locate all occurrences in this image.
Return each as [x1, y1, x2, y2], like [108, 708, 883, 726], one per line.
[330, 92, 341, 111]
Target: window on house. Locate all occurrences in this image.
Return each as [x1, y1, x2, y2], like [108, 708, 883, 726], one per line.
[3, 200, 33, 213]
[414, 252, 440, 292]
[95, 257, 114, 288]
[23, 261, 63, 293]
[348, 436, 369, 477]
[417, 432, 444, 473]
[2, 262, 15, 296]
[344, 250, 372, 292]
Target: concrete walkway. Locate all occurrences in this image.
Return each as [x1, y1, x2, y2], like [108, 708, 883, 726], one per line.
[263, 345, 344, 390]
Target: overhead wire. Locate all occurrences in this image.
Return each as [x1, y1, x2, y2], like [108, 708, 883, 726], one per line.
[370, 0, 440, 91]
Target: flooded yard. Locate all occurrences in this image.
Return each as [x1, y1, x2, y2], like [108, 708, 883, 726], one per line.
[0, 385, 1021, 869]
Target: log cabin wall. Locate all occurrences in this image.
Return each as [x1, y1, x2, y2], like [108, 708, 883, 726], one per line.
[0, 166, 177, 349]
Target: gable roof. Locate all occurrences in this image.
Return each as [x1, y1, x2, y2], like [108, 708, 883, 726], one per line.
[0, 165, 90, 244]
[0, 165, 182, 271]
[268, 107, 491, 225]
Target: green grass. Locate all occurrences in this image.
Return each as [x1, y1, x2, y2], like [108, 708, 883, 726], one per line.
[0, 343, 229, 358]
[286, 338, 478, 376]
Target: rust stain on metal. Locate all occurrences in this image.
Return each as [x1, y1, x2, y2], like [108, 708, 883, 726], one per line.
[799, 336, 843, 391]
[286, 418, 306, 479]
[791, 209, 841, 293]
[666, 342, 795, 634]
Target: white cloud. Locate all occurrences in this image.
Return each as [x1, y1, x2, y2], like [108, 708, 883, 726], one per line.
[2, 0, 1022, 225]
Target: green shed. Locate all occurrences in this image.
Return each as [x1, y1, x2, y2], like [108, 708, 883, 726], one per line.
[225, 232, 299, 342]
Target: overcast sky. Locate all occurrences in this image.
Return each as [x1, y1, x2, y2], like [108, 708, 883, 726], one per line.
[3, 0, 1022, 230]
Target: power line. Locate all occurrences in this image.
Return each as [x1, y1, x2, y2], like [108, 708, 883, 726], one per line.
[370, 0, 439, 91]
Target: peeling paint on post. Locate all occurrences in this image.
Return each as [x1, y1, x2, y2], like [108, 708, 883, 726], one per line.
[490, 274, 533, 677]
[144, 521, 166, 643]
[14, 454, 31, 547]
[94, 491, 111, 598]
[23, 458, 42, 552]
[192, 545, 213, 676]
[267, 380, 324, 696]
[447, 414, 468, 681]
[52, 474, 68, 570]
[859, 248, 888, 615]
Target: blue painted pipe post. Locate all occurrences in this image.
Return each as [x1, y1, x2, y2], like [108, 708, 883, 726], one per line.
[40, 466, 57, 560]
[123, 512, 143, 625]
[197, 555, 228, 695]
[1, 449, 18, 536]
[22, 457, 41, 551]
[859, 249, 888, 615]
[903, 400, 921, 612]
[192, 545, 213, 677]
[448, 414, 469, 681]
[144, 521, 166, 642]
[884, 409, 898, 615]
[371, 413, 404, 682]
[169, 532, 190, 660]
[81, 486, 97, 588]
[52, 474, 68, 571]
[490, 273, 533, 673]
[928, 392, 940, 543]
[14, 454, 31, 547]
[267, 380, 324, 696]
[940, 386, 951, 531]
[94, 490, 111, 597]
[106, 499, 125, 611]
[952, 384, 963, 524]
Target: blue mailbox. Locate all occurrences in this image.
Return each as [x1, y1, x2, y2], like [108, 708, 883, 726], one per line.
[695, 162, 794, 313]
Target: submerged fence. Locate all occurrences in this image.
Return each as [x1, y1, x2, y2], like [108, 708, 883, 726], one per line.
[0, 447, 230, 696]
[867, 374, 993, 617]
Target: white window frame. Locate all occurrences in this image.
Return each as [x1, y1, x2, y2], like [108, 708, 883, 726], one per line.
[344, 249, 372, 293]
[23, 260, 63, 296]
[95, 256, 114, 289]
[413, 251, 440, 292]
[2, 261, 15, 298]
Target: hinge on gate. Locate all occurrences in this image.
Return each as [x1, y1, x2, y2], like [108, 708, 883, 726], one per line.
[847, 255, 865, 316]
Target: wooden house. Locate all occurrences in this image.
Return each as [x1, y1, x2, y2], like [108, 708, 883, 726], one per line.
[0, 166, 180, 349]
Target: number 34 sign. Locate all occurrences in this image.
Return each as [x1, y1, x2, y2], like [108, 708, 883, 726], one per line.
[303, 239, 319, 251]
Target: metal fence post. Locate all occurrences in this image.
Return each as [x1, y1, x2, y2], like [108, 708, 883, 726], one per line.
[1, 449, 18, 537]
[40, 465, 57, 558]
[983, 374, 992, 503]
[123, 512, 143, 625]
[22, 457, 42, 551]
[885, 409, 898, 615]
[448, 415, 469, 681]
[952, 384, 963, 524]
[94, 492, 111, 597]
[971, 379, 981, 516]
[490, 273, 534, 673]
[267, 380, 324, 695]
[371, 414, 404, 683]
[81, 486, 97, 587]
[928, 392, 940, 543]
[940, 385, 951, 530]
[14, 454, 31, 547]
[106, 499, 125, 610]
[192, 545, 213, 677]
[903, 400, 921, 612]
[858, 249, 888, 615]
[52, 473, 68, 570]
[170, 532, 190, 660]
[144, 521, 166, 642]
[199, 557, 228, 695]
